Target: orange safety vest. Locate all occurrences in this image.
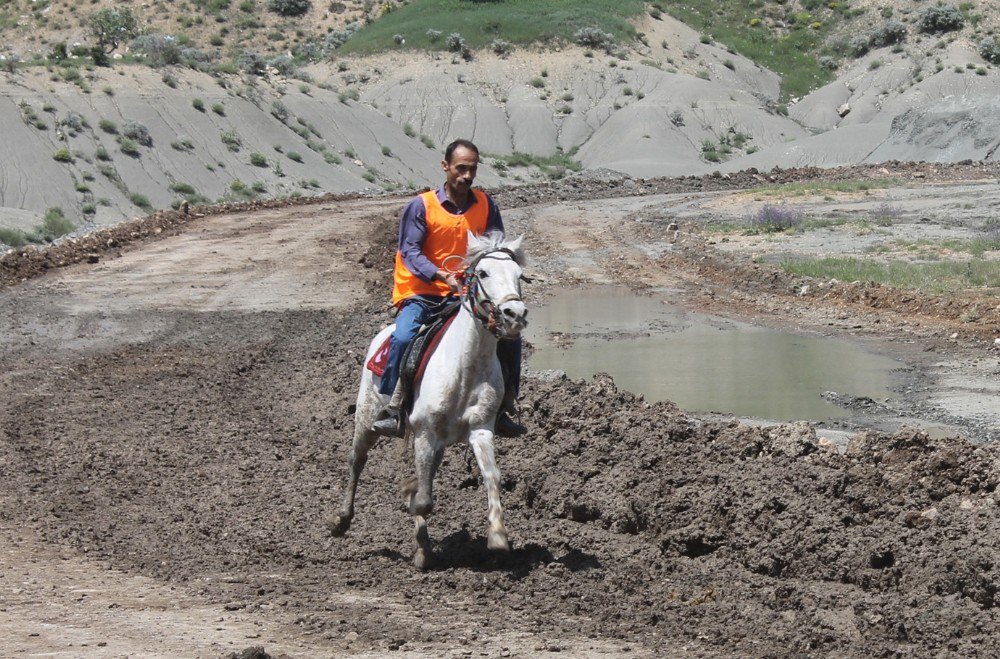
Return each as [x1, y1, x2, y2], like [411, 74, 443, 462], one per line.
[392, 189, 489, 305]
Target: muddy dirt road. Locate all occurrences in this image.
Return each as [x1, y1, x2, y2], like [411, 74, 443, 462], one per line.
[1, 167, 999, 656]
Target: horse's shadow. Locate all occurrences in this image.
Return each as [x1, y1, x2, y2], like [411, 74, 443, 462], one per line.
[367, 528, 601, 577]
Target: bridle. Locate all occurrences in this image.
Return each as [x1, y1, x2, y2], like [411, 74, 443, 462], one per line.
[451, 248, 526, 339]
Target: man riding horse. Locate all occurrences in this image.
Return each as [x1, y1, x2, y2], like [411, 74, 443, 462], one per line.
[372, 138, 526, 438]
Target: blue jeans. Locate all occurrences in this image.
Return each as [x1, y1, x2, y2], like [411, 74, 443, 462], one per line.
[378, 295, 522, 399]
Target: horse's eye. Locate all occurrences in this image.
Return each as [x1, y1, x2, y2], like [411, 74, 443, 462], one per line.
[477, 270, 489, 279]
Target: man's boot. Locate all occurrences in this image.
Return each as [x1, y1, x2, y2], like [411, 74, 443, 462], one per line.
[372, 381, 406, 437]
[495, 388, 526, 437]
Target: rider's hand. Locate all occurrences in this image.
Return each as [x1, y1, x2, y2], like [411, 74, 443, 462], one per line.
[435, 270, 461, 294]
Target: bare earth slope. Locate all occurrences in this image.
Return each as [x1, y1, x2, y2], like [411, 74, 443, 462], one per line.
[1, 168, 999, 655]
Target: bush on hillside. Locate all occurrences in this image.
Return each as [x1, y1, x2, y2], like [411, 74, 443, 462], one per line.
[237, 51, 267, 75]
[574, 27, 616, 52]
[869, 19, 906, 48]
[37, 207, 75, 241]
[980, 37, 1000, 65]
[267, 55, 295, 75]
[491, 39, 513, 57]
[132, 35, 210, 69]
[918, 5, 964, 34]
[267, 0, 311, 17]
[122, 120, 152, 146]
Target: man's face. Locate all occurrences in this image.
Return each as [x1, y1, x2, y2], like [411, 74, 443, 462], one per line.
[442, 146, 478, 194]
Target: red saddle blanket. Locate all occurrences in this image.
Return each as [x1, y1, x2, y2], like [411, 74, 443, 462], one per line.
[366, 314, 457, 384]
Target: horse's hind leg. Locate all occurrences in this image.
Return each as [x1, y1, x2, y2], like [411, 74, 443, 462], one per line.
[469, 428, 509, 551]
[328, 424, 377, 537]
[408, 432, 444, 569]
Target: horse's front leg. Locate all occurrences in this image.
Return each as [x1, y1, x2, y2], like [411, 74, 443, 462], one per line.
[469, 428, 509, 551]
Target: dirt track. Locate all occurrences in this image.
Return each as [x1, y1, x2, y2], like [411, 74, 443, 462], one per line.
[2, 169, 1000, 656]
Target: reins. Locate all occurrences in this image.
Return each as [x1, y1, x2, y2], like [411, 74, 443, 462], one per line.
[457, 248, 523, 339]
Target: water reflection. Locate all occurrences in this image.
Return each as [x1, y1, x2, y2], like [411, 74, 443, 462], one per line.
[526, 287, 900, 421]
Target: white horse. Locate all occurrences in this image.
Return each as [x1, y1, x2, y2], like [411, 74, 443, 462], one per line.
[329, 232, 528, 569]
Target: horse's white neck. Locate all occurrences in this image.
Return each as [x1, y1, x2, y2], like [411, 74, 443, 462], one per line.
[448, 299, 497, 362]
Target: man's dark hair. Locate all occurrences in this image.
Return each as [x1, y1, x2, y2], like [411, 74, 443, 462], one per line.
[444, 138, 479, 163]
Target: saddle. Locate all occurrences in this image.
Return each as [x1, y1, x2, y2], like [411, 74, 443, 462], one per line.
[366, 299, 461, 410]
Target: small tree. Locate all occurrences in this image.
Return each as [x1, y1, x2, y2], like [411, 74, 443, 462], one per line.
[89, 8, 140, 54]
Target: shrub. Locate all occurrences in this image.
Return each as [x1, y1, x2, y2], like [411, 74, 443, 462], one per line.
[669, 109, 684, 127]
[491, 39, 513, 57]
[323, 152, 342, 164]
[38, 207, 75, 241]
[849, 35, 870, 58]
[426, 29, 442, 43]
[267, 0, 311, 17]
[171, 137, 195, 151]
[250, 152, 268, 166]
[212, 103, 225, 116]
[287, 151, 303, 162]
[251, 181, 267, 193]
[267, 54, 295, 76]
[529, 77, 545, 88]
[918, 5, 964, 34]
[748, 205, 803, 233]
[161, 71, 178, 88]
[192, 98, 206, 112]
[271, 100, 289, 122]
[118, 137, 141, 156]
[980, 37, 1000, 65]
[393, 33, 405, 45]
[122, 120, 152, 146]
[53, 148, 73, 163]
[95, 147, 111, 161]
[574, 27, 615, 52]
[381, 145, 392, 157]
[236, 51, 266, 75]
[170, 182, 197, 195]
[445, 32, 465, 52]
[870, 19, 907, 48]
[0, 228, 29, 248]
[818, 55, 838, 70]
[98, 118, 118, 134]
[221, 130, 242, 152]
[129, 193, 152, 211]
[420, 135, 435, 149]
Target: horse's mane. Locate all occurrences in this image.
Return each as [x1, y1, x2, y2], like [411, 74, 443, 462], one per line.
[465, 231, 526, 266]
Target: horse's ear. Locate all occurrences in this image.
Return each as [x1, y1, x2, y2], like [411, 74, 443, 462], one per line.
[505, 234, 526, 265]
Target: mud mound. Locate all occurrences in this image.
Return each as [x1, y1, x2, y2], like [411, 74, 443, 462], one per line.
[1, 299, 998, 655]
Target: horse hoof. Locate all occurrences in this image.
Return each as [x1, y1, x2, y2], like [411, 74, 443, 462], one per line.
[487, 531, 509, 552]
[413, 549, 431, 571]
[326, 514, 352, 537]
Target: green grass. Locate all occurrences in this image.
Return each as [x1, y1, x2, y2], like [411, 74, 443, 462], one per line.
[488, 151, 582, 179]
[660, 0, 842, 99]
[0, 227, 30, 248]
[886, 237, 1000, 259]
[781, 257, 1000, 296]
[339, 0, 644, 55]
[753, 179, 903, 197]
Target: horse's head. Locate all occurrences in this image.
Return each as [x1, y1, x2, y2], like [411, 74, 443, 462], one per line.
[464, 232, 528, 338]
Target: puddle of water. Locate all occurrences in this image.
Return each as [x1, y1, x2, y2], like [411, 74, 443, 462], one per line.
[526, 287, 902, 421]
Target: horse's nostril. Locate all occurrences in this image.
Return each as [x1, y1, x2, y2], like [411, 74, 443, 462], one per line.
[503, 308, 517, 318]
